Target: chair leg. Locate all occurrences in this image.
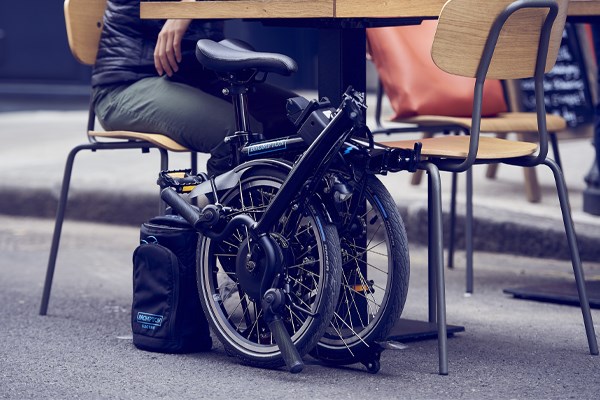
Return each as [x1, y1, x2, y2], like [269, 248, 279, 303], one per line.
[543, 158, 598, 355]
[411, 169, 425, 185]
[39, 144, 89, 315]
[428, 177, 437, 324]
[465, 167, 474, 294]
[40, 142, 166, 315]
[448, 172, 458, 269]
[422, 162, 448, 375]
[523, 166, 542, 203]
[485, 133, 507, 179]
[515, 132, 542, 203]
[549, 132, 562, 170]
[485, 163, 499, 179]
[410, 132, 435, 186]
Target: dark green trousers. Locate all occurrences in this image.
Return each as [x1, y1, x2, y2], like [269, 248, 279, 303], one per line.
[93, 75, 297, 175]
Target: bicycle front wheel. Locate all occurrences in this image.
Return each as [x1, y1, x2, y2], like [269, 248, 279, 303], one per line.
[312, 174, 410, 370]
[197, 166, 342, 369]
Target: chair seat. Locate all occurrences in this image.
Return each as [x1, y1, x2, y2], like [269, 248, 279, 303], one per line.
[395, 112, 566, 133]
[89, 130, 189, 152]
[381, 135, 538, 159]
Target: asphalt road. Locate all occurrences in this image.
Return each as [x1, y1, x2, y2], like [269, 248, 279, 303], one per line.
[1, 215, 600, 399]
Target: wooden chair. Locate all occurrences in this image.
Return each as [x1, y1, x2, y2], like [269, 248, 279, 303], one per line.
[374, 78, 565, 203]
[379, 0, 598, 374]
[481, 79, 564, 204]
[39, 0, 193, 315]
[369, 23, 567, 291]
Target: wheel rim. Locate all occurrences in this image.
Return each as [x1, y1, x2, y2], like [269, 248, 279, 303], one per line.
[199, 175, 330, 358]
[320, 185, 393, 351]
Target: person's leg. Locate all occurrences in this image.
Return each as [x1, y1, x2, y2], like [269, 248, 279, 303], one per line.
[93, 76, 243, 175]
[93, 77, 299, 174]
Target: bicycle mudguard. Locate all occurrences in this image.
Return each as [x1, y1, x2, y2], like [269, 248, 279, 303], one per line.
[188, 159, 292, 199]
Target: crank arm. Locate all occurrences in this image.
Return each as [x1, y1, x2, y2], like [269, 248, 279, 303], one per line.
[262, 289, 304, 373]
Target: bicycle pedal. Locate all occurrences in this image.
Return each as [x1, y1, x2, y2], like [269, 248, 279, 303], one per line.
[158, 169, 209, 193]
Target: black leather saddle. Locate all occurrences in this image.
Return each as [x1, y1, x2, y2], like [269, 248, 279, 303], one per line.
[195, 38, 298, 76]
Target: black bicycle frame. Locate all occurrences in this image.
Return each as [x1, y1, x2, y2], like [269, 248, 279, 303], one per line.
[227, 91, 420, 235]
[253, 92, 361, 233]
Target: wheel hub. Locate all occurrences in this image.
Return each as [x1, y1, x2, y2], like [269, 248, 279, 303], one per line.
[235, 235, 283, 301]
[235, 239, 264, 301]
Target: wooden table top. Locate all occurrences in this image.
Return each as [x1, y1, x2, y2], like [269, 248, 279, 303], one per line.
[140, 0, 600, 20]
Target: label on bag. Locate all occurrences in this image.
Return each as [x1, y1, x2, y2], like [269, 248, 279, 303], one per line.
[136, 312, 164, 330]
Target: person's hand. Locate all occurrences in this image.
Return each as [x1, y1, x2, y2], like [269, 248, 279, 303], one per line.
[154, 18, 193, 77]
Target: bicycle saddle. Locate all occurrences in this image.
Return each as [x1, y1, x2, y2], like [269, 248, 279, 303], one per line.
[196, 39, 298, 76]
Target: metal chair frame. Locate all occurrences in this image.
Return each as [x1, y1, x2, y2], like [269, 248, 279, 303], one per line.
[400, 0, 598, 375]
[39, 0, 197, 315]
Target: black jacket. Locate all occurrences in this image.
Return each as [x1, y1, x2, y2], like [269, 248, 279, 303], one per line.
[92, 0, 224, 88]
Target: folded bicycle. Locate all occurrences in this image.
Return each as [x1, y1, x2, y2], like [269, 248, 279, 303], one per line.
[160, 39, 422, 373]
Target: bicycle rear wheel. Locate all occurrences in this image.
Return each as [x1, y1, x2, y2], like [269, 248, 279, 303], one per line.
[197, 166, 342, 369]
[312, 174, 410, 370]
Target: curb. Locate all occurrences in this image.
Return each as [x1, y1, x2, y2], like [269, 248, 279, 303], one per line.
[1, 184, 598, 263]
[0, 185, 157, 227]
[399, 201, 600, 263]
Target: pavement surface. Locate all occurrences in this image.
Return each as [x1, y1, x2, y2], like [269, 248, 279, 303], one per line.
[1, 214, 599, 399]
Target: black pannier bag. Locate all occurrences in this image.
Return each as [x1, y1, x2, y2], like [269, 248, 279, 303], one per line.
[131, 214, 212, 353]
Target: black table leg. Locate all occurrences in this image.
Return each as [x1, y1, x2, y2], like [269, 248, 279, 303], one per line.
[317, 26, 463, 347]
[318, 27, 366, 106]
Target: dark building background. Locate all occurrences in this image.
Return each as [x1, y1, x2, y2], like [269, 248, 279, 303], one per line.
[0, 0, 91, 109]
[0, 1, 319, 110]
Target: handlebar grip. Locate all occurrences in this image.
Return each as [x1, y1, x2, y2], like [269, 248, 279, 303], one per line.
[267, 318, 304, 373]
[160, 188, 201, 228]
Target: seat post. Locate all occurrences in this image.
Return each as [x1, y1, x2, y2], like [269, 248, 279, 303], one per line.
[229, 83, 251, 134]
[224, 80, 262, 167]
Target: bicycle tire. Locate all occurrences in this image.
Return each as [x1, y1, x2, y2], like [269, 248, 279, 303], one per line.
[197, 166, 342, 369]
[311, 174, 410, 367]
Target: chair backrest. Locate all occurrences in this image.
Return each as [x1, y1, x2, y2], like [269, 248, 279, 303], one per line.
[432, 0, 569, 79]
[64, 0, 107, 65]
